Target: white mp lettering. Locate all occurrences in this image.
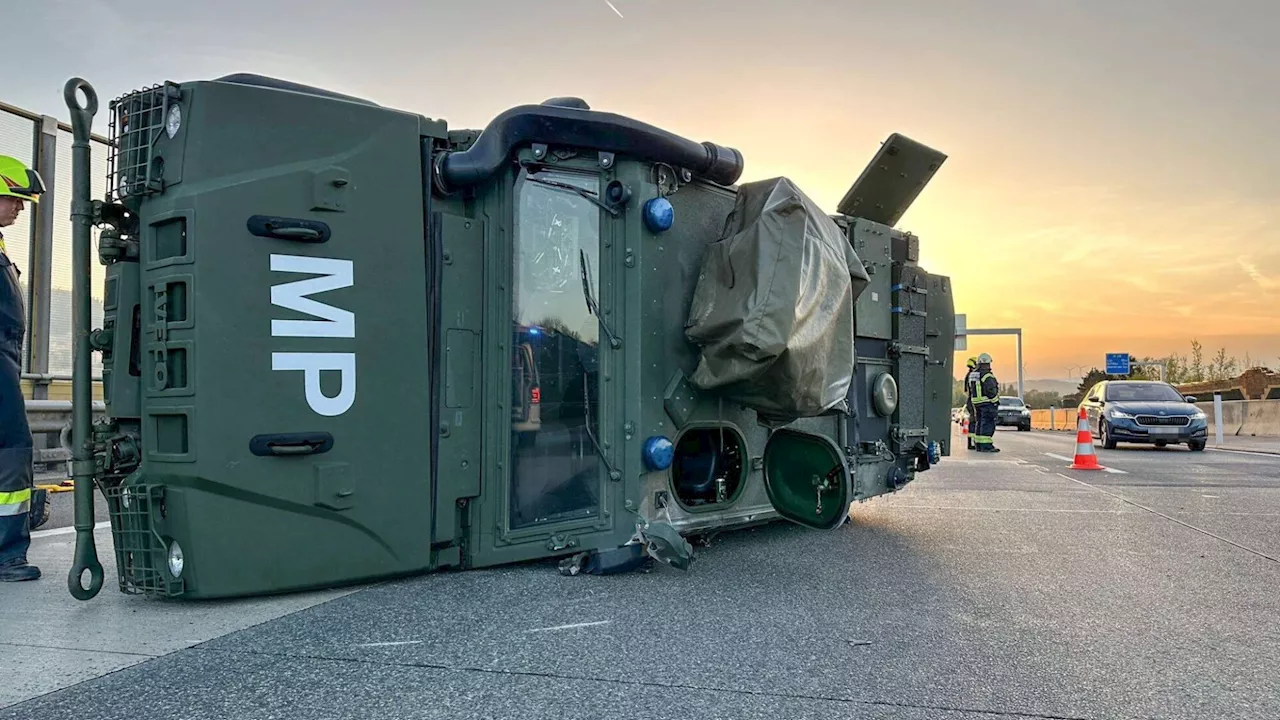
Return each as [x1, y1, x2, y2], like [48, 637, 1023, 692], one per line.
[269, 254, 356, 416]
[269, 254, 355, 338]
[271, 352, 356, 417]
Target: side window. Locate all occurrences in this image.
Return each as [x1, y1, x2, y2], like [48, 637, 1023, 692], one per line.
[507, 167, 603, 531]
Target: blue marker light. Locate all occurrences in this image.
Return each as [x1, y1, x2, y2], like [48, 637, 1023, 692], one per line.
[642, 435, 675, 472]
[643, 197, 674, 234]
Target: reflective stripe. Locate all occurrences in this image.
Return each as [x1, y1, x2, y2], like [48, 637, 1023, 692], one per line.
[0, 488, 34, 516]
[0, 488, 32, 516]
[0, 488, 31, 505]
[971, 372, 998, 403]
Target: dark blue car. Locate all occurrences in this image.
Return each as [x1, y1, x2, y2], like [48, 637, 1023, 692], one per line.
[1079, 380, 1209, 451]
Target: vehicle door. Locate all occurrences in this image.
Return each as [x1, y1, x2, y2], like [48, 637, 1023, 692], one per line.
[1082, 382, 1104, 433]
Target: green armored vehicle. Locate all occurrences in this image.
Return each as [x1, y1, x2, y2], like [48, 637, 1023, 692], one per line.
[60, 73, 955, 601]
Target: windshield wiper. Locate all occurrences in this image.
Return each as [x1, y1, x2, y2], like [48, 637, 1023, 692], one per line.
[579, 248, 621, 349]
[581, 374, 621, 482]
[525, 175, 620, 216]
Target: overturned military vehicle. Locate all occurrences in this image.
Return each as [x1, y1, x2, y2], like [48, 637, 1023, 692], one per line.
[60, 73, 955, 600]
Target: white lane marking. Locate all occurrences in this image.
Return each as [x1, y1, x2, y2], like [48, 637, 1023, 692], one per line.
[32, 521, 110, 539]
[1202, 494, 1220, 499]
[1042, 452, 1127, 474]
[886, 505, 1136, 514]
[1055, 473, 1280, 564]
[355, 641, 423, 648]
[526, 620, 612, 633]
[1209, 447, 1280, 458]
[939, 459, 1025, 465]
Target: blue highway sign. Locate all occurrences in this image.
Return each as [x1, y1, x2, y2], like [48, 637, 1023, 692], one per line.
[1106, 353, 1130, 375]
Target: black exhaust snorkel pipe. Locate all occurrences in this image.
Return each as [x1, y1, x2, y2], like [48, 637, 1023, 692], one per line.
[435, 98, 745, 193]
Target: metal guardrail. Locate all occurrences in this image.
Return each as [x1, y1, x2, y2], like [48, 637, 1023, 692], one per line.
[6, 95, 111, 481]
[0, 99, 110, 144]
[25, 398, 107, 471]
[2, 97, 110, 383]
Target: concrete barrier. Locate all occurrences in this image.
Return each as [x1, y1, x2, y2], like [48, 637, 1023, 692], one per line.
[1032, 399, 1280, 438]
[1031, 408, 1078, 432]
[1196, 398, 1280, 438]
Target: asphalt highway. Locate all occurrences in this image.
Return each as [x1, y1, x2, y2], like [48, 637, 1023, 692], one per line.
[7, 427, 1278, 720]
[37, 484, 108, 532]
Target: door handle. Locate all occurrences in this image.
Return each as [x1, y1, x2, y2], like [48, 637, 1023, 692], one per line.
[250, 432, 335, 457]
[246, 215, 331, 243]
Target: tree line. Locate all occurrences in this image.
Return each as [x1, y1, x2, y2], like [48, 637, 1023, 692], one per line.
[950, 380, 1068, 410]
[1059, 340, 1265, 406]
[951, 340, 1268, 410]
[1140, 339, 1268, 386]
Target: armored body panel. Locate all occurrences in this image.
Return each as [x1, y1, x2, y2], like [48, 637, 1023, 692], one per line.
[61, 73, 954, 601]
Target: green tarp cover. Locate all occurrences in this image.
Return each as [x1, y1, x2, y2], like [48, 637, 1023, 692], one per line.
[684, 177, 870, 422]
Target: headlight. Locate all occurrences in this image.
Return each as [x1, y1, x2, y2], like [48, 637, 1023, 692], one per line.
[1108, 409, 1134, 419]
[1192, 410, 1206, 419]
[167, 540, 184, 578]
[1020, 408, 1031, 416]
[165, 103, 182, 139]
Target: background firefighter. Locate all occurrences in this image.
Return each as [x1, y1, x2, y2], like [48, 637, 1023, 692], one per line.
[969, 353, 1001, 453]
[963, 356, 978, 450]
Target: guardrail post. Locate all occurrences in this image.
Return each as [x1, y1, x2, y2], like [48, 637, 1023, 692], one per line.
[26, 114, 59, 475]
[1050, 405, 1056, 430]
[1213, 393, 1224, 446]
[27, 115, 57, 394]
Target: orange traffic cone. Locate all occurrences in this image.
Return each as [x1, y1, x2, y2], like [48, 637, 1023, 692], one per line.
[1069, 407, 1104, 470]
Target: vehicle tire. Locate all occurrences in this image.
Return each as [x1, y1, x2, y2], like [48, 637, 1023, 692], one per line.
[1100, 421, 1117, 450]
[1019, 422, 1031, 432]
[1155, 440, 1167, 448]
[1188, 440, 1206, 452]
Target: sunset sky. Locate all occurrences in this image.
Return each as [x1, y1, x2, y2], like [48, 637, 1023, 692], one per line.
[10, 0, 1279, 383]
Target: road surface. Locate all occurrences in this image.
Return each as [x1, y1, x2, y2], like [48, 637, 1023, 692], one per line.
[5, 427, 1278, 719]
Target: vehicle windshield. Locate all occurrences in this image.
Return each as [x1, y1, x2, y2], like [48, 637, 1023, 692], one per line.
[999, 397, 1024, 407]
[1104, 382, 1185, 403]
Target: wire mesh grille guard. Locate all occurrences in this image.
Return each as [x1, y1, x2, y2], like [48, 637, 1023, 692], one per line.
[102, 484, 185, 596]
[107, 83, 178, 201]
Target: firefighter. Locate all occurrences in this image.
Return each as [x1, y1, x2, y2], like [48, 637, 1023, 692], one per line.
[969, 353, 1001, 452]
[963, 357, 979, 450]
[0, 155, 45, 581]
